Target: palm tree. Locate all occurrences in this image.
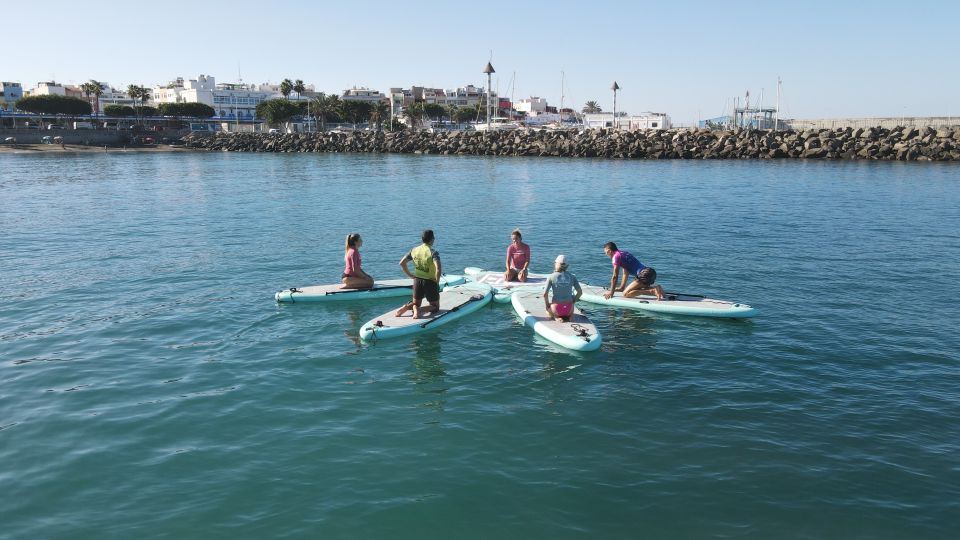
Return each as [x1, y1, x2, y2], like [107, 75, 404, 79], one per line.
[89, 80, 104, 121]
[403, 102, 424, 130]
[280, 79, 293, 100]
[369, 101, 389, 133]
[127, 84, 150, 124]
[311, 93, 342, 131]
[293, 79, 305, 100]
[80, 81, 99, 120]
[582, 100, 602, 114]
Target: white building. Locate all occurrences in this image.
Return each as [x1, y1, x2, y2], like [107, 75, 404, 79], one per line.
[583, 111, 672, 130]
[152, 75, 279, 119]
[27, 81, 83, 98]
[342, 87, 385, 103]
[514, 97, 548, 115]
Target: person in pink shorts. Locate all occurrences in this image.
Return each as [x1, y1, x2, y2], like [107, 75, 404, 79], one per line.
[543, 254, 582, 321]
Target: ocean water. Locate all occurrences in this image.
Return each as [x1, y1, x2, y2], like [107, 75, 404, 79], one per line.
[1, 151, 958, 539]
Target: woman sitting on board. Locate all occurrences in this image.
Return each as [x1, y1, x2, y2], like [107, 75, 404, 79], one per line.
[504, 229, 531, 282]
[602, 242, 664, 300]
[341, 233, 374, 289]
[543, 254, 582, 322]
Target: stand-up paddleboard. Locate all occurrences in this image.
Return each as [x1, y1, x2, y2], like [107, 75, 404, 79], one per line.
[579, 285, 756, 318]
[510, 290, 601, 352]
[275, 275, 465, 303]
[464, 267, 550, 303]
[359, 282, 493, 341]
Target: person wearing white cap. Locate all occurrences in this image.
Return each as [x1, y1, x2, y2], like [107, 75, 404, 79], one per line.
[543, 254, 582, 321]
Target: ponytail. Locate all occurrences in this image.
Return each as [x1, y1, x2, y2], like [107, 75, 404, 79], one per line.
[345, 233, 361, 252]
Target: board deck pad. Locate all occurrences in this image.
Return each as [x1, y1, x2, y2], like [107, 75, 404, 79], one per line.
[510, 290, 601, 352]
[359, 283, 493, 341]
[579, 285, 756, 318]
[276, 275, 464, 303]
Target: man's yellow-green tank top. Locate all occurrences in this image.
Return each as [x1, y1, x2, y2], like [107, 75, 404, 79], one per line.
[411, 243, 437, 280]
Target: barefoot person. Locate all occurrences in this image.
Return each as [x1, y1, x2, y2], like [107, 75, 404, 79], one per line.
[543, 254, 582, 322]
[504, 229, 530, 282]
[341, 233, 374, 289]
[396, 229, 442, 319]
[602, 242, 665, 300]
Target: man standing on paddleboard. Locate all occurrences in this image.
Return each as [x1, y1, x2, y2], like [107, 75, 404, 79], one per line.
[397, 229, 443, 319]
[603, 242, 665, 301]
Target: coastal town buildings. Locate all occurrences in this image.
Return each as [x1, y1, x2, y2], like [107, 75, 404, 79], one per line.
[514, 97, 548, 115]
[26, 81, 83, 99]
[151, 75, 290, 120]
[0, 82, 23, 111]
[341, 87, 386, 103]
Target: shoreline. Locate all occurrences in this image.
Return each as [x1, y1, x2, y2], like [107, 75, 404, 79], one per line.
[0, 143, 200, 154]
[4, 125, 958, 161]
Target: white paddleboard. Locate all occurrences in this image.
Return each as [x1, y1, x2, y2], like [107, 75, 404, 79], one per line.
[275, 275, 465, 303]
[510, 290, 601, 352]
[359, 282, 493, 341]
[579, 285, 756, 318]
[464, 267, 550, 303]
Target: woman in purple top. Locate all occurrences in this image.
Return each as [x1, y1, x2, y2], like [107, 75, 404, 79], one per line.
[341, 233, 374, 289]
[504, 229, 531, 282]
[602, 241, 665, 300]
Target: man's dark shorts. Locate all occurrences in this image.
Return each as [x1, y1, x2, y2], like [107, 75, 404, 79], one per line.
[413, 277, 440, 303]
[635, 267, 657, 287]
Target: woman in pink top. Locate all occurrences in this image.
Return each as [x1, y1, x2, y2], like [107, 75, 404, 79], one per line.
[341, 233, 374, 289]
[504, 229, 531, 282]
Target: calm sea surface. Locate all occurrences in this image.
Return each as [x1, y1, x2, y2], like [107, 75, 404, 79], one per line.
[1, 151, 958, 539]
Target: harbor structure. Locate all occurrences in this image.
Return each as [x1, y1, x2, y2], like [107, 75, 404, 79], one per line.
[583, 112, 672, 130]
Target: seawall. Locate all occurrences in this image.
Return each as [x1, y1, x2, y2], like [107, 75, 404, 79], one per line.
[183, 126, 960, 161]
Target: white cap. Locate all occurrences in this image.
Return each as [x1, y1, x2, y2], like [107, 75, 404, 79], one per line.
[555, 254, 567, 264]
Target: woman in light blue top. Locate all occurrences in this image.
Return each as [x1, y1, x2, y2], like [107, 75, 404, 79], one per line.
[543, 254, 582, 321]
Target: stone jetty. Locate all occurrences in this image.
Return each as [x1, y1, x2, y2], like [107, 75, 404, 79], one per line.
[183, 126, 960, 161]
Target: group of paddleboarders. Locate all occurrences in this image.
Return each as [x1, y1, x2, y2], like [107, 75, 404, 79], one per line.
[339, 228, 664, 322]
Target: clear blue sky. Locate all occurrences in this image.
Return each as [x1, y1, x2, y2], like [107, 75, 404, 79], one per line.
[5, 0, 958, 124]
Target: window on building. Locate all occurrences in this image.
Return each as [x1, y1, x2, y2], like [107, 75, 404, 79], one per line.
[652, 122, 658, 128]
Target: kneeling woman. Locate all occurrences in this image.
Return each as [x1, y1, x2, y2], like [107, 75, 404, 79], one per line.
[341, 233, 374, 289]
[543, 254, 582, 321]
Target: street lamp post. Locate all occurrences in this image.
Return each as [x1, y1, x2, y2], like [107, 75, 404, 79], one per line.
[611, 81, 620, 130]
[484, 62, 496, 131]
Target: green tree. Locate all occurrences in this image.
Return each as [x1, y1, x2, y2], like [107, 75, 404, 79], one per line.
[127, 84, 151, 123]
[255, 98, 300, 127]
[158, 102, 215, 118]
[369, 101, 389, 133]
[342, 100, 373, 126]
[293, 79, 305, 100]
[455, 107, 477, 124]
[279, 79, 293, 100]
[423, 103, 446, 123]
[310, 93, 343, 131]
[80, 80, 104, 119]
[402, 102, 424, 130]
[582, 100, 602, 114]
[15, 95, 92, 115]
[104, 104, 136, 117]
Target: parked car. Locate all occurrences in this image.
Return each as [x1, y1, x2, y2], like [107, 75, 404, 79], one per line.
[268, 128, 280, 134]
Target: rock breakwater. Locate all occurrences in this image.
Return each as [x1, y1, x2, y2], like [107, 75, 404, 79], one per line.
[183, 126, 960, 161]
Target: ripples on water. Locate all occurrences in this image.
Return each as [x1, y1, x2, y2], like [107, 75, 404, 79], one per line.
[1, 153, 958, 538]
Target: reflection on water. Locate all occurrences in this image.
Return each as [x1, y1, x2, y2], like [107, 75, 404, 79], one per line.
[407, 334, 447, 412]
